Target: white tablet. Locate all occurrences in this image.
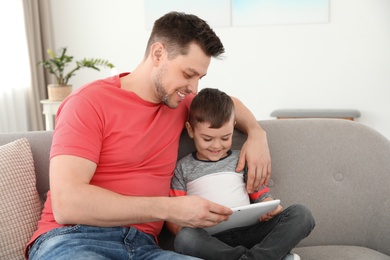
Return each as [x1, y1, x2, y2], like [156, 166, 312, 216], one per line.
[205, 199, 281, 235]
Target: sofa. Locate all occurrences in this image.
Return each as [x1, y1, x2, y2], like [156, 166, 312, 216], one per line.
[1, 119, 389, 260]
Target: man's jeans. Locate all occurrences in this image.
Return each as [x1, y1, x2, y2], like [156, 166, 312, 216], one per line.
[28, 225, 200, 260]
[174, 204, 315, 260]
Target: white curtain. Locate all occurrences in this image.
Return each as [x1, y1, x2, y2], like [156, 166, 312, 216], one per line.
[0, 0, 30, 132]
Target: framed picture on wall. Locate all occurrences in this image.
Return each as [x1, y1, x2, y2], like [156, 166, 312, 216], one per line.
[232, 0, 329, 26]
[144, 0, 231, 29]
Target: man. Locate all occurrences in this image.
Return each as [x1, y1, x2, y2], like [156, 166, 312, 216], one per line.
[27, 12, 271, 259]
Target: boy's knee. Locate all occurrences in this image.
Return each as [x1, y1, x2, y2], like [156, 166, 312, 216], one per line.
[174, 228, 203, 254]
[291, 204, 316, 232]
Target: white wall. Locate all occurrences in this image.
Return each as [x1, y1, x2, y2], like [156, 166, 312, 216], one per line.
[49, 0, 390, 140]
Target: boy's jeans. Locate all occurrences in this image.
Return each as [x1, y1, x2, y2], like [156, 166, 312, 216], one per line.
[174, 204, 315, 260]
[28, 225, 200, 260]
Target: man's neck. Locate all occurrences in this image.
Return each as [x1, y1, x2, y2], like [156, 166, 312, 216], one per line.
[120, 62, 158, 103]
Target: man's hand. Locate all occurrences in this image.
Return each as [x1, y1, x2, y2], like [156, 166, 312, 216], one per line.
[236, 128, 271, 193]
[166, 195, 232, 229]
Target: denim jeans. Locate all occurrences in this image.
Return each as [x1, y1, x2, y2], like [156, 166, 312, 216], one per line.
[28, 225, 200, 260]
[174, 204, 315, 260]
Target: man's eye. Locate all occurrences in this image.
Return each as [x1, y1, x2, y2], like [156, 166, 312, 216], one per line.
[184, 73, 191, 79]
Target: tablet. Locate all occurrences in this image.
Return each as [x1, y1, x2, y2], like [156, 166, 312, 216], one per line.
[204, 199, 280, 235]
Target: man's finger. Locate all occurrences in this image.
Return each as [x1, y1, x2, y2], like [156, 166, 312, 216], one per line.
[246, 165, 256, 193]
[264, 163, 271, 185]
[235, 154, 246, 172]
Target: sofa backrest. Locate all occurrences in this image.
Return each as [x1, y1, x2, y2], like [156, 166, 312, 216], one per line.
[250, 119, 389, 255]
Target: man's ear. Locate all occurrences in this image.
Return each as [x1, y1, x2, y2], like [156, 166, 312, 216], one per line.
[185, 122, 194, 138]
[151, 42, 164, 65]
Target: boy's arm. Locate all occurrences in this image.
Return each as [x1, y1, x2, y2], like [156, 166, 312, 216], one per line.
[165, 221, 182, 235]
[249, 185, 272, 203]
[230, 96, 271, 193]
[167, 168, 188, 235]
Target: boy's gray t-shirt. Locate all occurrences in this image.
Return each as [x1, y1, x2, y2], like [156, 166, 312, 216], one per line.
[171, 150, 271, 207]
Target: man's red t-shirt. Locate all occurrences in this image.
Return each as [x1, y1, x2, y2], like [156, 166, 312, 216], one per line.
[27, 73, 193, 249]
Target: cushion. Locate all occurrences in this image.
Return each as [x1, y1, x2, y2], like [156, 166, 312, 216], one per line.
[293, 245, 390, 260]
[0, 138, 42, 259]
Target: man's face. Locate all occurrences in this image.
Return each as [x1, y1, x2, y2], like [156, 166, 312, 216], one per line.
[153, 43, 211, 108]
[187, 115, 235, 161]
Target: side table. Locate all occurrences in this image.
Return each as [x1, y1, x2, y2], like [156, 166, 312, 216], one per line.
[40, 99, 62, 131]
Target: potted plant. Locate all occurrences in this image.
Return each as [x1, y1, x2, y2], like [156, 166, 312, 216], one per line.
[38, 47, 114, 101]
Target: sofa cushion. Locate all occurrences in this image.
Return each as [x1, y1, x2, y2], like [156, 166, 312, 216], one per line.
[0, 138, 42, 259]
[293, 245, 390, 260]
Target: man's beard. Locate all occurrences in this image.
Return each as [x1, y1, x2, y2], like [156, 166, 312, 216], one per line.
[154, 66, 177, 109]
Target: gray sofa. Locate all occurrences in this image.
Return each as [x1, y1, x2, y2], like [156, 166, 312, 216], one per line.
[1, 119, 389, 259]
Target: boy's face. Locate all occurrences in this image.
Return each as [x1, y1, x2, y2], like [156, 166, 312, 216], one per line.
[186, 115, 235, 161]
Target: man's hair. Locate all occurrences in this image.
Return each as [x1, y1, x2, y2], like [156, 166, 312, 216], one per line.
[189, 88, 235, 129]
[145, 12, 225, 59]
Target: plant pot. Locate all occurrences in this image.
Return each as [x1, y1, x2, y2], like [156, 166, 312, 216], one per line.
[47, 84, 72, 101]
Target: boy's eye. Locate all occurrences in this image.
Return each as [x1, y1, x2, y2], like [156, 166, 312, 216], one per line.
[203, 138, 212, 142]
[184, 73, 191, 79]
[222, 138, 230, 141]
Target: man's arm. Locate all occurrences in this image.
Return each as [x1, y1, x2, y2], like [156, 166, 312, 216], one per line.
[230, 96, 271, 193]
[50, 155, 232, 227]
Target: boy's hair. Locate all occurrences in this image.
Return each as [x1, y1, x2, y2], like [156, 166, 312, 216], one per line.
[189, 88, 235, 129]
[145, 11, 225, 59]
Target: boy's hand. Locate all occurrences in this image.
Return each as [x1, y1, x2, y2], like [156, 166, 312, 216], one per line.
[260, 204, 283, 222]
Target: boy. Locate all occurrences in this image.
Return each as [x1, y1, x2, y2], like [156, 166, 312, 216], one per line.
[167, 88, 315, 260]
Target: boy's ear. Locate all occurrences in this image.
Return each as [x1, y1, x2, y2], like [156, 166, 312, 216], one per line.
[185, 122, 194, 138]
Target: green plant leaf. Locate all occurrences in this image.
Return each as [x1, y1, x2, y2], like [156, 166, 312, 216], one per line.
[38, 47, 114, 85]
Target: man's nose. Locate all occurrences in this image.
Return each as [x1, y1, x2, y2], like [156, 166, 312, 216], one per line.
[188, 79, 199, 94]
